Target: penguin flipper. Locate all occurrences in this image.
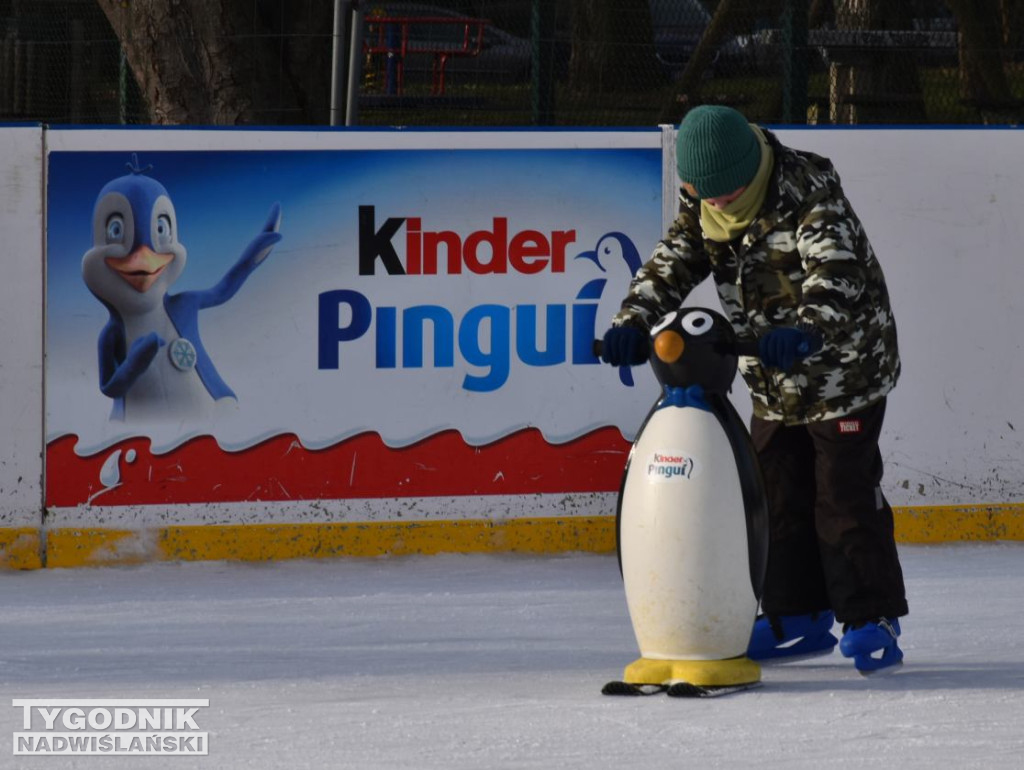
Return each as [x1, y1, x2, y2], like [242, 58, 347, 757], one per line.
[192, 203, 283, 309]
[98, 328, 164, 399]
[706, 393, 770, 600]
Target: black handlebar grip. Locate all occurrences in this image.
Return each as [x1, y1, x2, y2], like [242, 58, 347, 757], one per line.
[602, 338, 761, 361]
[732, 340, 761, 358]
[712, 340, 760, 358]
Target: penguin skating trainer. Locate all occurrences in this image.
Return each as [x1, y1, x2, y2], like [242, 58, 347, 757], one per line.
[839, 618, 904, 675]
[747, 611, 838, 662]
[600, 308, 769, 698]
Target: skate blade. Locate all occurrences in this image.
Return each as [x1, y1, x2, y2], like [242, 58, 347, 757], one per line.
[853, 645, 904, 677]
[667, 681, 762, 698]
[755, 645, 837, 665]
[602, 680, 762, 697]
[857, 660, 904, 677]
[750, 628, 840, 664]
[601, 681, 668, 696]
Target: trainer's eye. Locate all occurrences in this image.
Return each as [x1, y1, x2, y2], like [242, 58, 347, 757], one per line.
[651, 311, 678, 335]
[681, 310, 714, 336]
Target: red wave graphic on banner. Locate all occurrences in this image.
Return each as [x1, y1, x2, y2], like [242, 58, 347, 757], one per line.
[46, 428, 630, 507]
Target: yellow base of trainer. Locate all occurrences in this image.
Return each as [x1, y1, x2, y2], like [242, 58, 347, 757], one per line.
[623, 656, 761, 688]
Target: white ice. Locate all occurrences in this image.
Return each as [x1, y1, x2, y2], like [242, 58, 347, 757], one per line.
[3, 544, 1024, 769]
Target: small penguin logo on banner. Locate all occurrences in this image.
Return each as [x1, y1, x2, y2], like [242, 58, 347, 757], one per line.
[646, 451, 696, 481]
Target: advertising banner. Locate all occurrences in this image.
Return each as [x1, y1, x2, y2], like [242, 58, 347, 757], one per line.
[44, 130, 664, 518]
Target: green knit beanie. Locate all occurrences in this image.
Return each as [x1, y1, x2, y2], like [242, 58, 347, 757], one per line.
[675, 105, 760, 199]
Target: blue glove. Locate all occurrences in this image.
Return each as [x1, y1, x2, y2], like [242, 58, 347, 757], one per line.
[758, 327, 823, 372]
[601, 326, 650, 366]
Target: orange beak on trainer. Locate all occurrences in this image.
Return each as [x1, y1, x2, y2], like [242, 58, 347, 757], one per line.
[654, 330, 685, 364]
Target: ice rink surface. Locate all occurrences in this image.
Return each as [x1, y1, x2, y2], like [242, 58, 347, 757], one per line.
[4, 543, 1024, 769]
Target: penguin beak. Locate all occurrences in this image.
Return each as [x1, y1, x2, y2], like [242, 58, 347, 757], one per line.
[654, 330, 685, 363]
[105, 245, 174, 293]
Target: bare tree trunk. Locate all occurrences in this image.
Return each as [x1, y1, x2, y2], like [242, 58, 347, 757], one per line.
[568, 0, 662, 93]
[658, 0, 781, 124]
[663, 0, 742, 122]
[809, 0, 833, 27]
[96, 0, 255, 125]
[830, 0, 926, 124]
[1000, 0, 1024, 49]
[946, 0, 1021, 123]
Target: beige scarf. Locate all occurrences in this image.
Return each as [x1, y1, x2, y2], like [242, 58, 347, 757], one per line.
[700, 125, 774, 243]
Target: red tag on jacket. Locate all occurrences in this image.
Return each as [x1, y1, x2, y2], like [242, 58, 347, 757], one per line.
[838, 419, 862, 434]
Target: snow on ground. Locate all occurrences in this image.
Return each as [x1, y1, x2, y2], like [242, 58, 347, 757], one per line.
[3, 543, 1024, 769]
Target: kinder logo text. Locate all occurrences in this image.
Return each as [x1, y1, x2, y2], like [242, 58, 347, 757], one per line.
[647, 452, 696, 481]
[317, 206, 637, 392]
[12, 699, 209, 756]
[357, 205, 574, 276]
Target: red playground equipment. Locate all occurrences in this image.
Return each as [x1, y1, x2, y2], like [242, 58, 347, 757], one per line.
[363, 13, 489, 96]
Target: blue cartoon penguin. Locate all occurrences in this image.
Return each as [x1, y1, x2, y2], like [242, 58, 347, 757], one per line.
[575, 231, 643, 387]
[81, 155, 282, 422]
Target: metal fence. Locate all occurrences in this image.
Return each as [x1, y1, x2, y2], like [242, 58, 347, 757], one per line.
[2, 0, 1022, 128]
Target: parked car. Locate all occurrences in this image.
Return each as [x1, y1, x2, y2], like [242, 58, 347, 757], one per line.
[648, 0, 762, 78]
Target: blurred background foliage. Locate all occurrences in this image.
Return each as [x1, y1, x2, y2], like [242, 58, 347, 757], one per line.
[1, 0, 1022, 127]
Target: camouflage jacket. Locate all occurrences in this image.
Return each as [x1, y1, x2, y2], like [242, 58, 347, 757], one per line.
[613, 128, 900, 424]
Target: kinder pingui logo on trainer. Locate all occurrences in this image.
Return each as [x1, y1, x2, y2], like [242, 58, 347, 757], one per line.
[12, 699, 209, 756]
[647, 451, 696, 481]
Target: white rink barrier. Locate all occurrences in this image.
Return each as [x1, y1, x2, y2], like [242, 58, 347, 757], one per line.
[1, 125, 1022, 568]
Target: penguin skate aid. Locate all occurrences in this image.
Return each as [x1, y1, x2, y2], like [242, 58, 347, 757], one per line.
[597, 104, 909, 686]
[594, 308, 770, 698]
[595, 312, 901, 694]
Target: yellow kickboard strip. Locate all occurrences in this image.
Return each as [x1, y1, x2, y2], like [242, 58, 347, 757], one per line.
[892, 503, 1024, 543]
[3, 503, 1024, 569]
[42, 517, 619, 568]
[0, 527, 43, 570]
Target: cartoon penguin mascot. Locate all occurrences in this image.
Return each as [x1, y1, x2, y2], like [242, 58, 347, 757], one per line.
[81, 155, 282, 422]
[603, 307, 769, 698]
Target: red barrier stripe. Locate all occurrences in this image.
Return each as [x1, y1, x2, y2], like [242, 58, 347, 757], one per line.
[45, 428, 630, 507]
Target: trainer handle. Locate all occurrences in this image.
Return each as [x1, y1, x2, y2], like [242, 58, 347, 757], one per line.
[732, 340, 761, 358]
[594, 339, 762, 359]
[731, 338, 820, 357]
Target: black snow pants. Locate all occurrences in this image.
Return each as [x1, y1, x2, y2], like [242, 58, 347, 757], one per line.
[750, 398, 908, 625]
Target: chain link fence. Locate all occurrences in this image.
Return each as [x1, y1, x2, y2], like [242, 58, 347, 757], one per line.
[0, 0, 140, 123]
[2, 0, 1022, 127]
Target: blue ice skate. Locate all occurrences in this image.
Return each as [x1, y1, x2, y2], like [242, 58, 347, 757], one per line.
[747, 611, 838, 662]
[839, 618, 903, 675]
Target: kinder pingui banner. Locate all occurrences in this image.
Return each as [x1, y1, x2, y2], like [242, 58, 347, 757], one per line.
[44, 129, 663, 511]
